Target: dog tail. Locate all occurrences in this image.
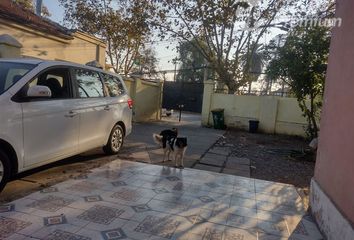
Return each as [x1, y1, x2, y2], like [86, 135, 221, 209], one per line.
[153, 133, 163, 144]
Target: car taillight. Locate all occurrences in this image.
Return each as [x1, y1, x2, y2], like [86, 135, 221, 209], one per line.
[128, 99, 133, 109]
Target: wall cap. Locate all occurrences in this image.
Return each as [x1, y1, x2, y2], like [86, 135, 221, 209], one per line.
[0, 34, 22, 48]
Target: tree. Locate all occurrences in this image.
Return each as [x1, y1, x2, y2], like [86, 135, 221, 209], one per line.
[151, 0, 295, 93]
[59, 0, 152, 76]
[131, 47, 159, 78]
[241, 43, 268, 93]
[176, 39, 209, 83]
[13, 0, 51, 17]
[266, 26, 331, 138]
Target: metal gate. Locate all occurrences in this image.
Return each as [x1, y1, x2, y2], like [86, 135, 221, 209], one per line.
[162, 82, 204, 113]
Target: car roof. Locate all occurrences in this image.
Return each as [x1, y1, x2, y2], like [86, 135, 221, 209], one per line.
[0, 58, 119, 77]
[0, 58, 44, 65]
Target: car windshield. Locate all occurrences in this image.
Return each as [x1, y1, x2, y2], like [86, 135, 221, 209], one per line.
[0, 62, 35, 95]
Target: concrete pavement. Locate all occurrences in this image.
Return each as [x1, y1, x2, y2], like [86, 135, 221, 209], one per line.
[119, 113, 225, 168]
[120, 112, 251, 177]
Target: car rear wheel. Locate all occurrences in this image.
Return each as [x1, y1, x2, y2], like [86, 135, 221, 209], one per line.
[0, 150, 11, 193]
[103, 125, 124, 155]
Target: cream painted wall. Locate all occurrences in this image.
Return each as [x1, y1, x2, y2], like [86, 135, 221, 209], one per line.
[0, 21, 106, 66]
[123, 78, 163, 122]
[202, 80, 308, 137]
[0, 44, 21, 58]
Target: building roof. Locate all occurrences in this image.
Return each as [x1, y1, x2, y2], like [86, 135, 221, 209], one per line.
[0, 0, 73, 40]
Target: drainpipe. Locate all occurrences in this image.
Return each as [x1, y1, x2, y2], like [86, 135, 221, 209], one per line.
[36, 0, 43, 16]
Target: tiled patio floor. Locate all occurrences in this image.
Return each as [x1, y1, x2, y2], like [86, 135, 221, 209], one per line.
[0, 160, 322, 240]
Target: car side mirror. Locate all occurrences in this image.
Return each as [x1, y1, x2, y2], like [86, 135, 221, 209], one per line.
[26, 85, 52, 98]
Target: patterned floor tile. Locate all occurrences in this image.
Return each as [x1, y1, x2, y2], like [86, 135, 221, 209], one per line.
[66, 181, 100, 193]
[257, 232, 288, 240]
[201, 227, 224, 240]
[186, 215, 207, 224]
[26, 195, 75, 212]
[198, 196, 215, 203]
[101, 228, 127, 240]
[111, 188, 142, 202]
[154, 192, 184, 203]
[95, 170, 125, 180]
[257, 220, 290, 237]
[226, 214, 258, 229]
[232, 191, 256, 200]
[131, 204, 151, 213]
[0, 160, 322, 240]
[205, 182, 221, 189]
[134, 215, 180, 239]
[166, 176, 180, 182]
[223, 227, 257, 240]
[183, 185, 209, 196]
[121, 220, 153, 239]
[40, 187, 59, 194]
[0, 216, 32, 239]
[292, 221, 309, 235]
[77, 205, 124, 225]
[84, 195, 103, 202]
[172, 182, 185, 191]
[230, 197, 257, 209]
[112, 181, 128, 187]
[44, 214, 67, 226]
[148, 199, 191, 214]
[257, 210, 284, 223]
[284, 215, 323, 240]
[42, 229, 91, 240]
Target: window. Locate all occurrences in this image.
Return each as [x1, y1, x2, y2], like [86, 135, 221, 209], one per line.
[0, 62, 35, 95]
[74, 69, 104, 98]
[28, 68, 71, 99]
[102, 73, 125, 97]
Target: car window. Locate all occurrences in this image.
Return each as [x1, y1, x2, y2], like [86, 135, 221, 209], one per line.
[0, 62, 35, 95]
[74, 69, 104, 98]
[29, 68, 71, 99]
[102, 73, 125, 97]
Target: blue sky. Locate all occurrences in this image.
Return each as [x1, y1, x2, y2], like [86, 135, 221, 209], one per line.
[43, 0, 64, 23]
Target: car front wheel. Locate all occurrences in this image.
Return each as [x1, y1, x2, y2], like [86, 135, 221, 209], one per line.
[103, 125, 124, 155]
[0, 150, 11, 193]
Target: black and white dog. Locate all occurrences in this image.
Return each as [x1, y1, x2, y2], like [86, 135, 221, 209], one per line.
[153, 128, 188, 168]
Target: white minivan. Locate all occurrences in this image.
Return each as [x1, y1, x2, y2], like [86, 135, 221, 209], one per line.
[0, 59, 133, 192]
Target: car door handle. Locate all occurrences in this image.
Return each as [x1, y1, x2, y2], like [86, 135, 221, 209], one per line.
[65, 111, 78, 118]
[104, 105, 111, 111]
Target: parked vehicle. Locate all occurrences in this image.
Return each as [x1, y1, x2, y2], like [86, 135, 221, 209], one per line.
[0, 59, 133, 192]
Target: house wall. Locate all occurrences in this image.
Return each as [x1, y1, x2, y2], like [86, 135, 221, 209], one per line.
[0, 20, 106, 66]
[310, 0, 354, 238]
[0, 44, 21, 58]
[123, 77, 163, 122]
[201, 80, 308, 137]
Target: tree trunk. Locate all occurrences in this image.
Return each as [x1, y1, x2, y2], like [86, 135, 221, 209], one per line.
[217, 70, 237, 94]
[310, 95, 319, 138]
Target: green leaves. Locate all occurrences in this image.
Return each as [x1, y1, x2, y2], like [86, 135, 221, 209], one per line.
[12, 0, 51, 17]
[266, 25, 331, 138]
[151, 0, 292, 93]
[59, 0, 155, 75]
